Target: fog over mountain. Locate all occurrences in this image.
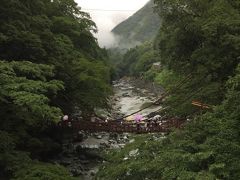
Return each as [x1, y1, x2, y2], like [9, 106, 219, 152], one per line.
[75, 0, 150, 47]
[112, 0, 161, 47]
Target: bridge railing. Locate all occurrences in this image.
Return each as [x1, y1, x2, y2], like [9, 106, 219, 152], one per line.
[59, 118, 186, 133]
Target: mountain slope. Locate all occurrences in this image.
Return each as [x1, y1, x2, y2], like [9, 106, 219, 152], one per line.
[112, 0, 160, 47]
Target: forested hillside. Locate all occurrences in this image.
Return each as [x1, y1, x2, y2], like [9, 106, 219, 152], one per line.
[1, 0, 240, 179]
[0, 0, 111, 179]
[116, 41, 159, 77]
[97, 0, 240, 179]
[112, 0, 160, 47]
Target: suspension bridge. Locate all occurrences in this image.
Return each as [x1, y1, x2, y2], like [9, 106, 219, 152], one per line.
[58, 73, 211, 134]
[59, 117, 186, 134]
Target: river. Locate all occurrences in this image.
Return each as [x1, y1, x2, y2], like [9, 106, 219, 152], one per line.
[112, 78, 163, 119]
[56, 78, 164, 179]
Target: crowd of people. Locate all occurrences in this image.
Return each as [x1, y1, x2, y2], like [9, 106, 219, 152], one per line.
[58, 113, 168, 132]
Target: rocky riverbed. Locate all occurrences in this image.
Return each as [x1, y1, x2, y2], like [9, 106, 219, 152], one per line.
[54, 132, 133, 179]
[54, 78, 164, 179]
[111, 78, 164, 119]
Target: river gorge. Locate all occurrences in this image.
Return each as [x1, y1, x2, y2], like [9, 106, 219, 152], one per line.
[55, 78, 164, 179]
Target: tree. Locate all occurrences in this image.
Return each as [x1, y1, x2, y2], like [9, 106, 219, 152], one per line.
[0, 0, 112, 115]
[96, 64, 240, 180]
[0, 60, 65, 177]
[153, 0, 240, 116]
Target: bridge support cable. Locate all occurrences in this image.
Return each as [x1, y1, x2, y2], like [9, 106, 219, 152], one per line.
[161, 73, 192, 97]
[136, 73, 211, 120]
[116, 73, 193, 120]
[167, 72, 213, 114]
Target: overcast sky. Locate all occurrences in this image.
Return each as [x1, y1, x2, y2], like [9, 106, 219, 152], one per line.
[75, 0, 149, 47]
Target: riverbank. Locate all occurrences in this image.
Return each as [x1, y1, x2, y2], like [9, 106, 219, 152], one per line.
[111, 78, 164, 119]
[55, 78, 165, 179]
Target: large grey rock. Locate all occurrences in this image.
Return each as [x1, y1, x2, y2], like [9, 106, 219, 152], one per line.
[129, 139, 135, 143]
[96, 135, 102, 139]
[129, 149, 139, 157]
[122, 92, 130, 97]
[123, 135, 129, 140]
[111, 144, 121, 149]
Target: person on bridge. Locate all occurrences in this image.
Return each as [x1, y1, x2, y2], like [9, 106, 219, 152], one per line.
[134, 114, 143, 123]
[134, 114, 143, 132]
[63, 115, 69, 121]
[60, 115, 72, 127]
[105, 117, 109, 123]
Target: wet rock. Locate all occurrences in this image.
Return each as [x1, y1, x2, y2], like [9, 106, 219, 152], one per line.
[75, 131, 85, 142]
[80, 160, 90, 165]
[129, 149, 139, 157]
[100, 142, 110, 148]
[123, 135, 129, 140]
[118, 144, 126, 148]
[79, 154, 87, 160]
[108, 139, 116, 144]
[111, 144, 121, 149]
[110, 133, 119, 140]
[122, 92, 130, 97]
[129, 139, 135, 143]
[88, 144, 100, 149]
[96, 135, 102, 139]
[153, 115, 161, 121]
[126, 170, 131, 176]
[60, 159, 72, 166]
[90, 171, 96, 176]
[70, 168, 83, 176]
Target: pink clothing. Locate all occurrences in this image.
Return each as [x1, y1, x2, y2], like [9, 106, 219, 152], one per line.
[134, 114, 143, 123]
[63, 115, 69, 121]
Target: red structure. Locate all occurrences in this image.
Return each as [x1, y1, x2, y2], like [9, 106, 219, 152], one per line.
[59, 118, 186, 134]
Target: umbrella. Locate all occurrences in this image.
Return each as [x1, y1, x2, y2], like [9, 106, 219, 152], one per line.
[134, 114, 143, 123]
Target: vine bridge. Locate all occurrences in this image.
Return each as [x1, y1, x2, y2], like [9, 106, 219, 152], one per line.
[59, 73, 211, 134]
[60, 118, 186, 134]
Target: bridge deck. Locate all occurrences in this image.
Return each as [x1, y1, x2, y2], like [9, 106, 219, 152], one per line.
[60, 118, 186, 133]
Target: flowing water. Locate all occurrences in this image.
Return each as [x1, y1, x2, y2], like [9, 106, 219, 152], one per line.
[112, 79, 163, 119]
[59, 78, 164, 180]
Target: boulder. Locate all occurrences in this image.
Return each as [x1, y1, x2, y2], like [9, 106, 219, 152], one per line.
[129, 139, 135, 143]
[129, 149, 139, 157]
[122, 92, 130, 97]
[96, 135, 102, 139]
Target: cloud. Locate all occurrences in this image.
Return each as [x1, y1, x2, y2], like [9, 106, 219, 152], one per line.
[88, 11, 119, 47]
[76, 0, 149, 11]
[75, 0, 149, 47]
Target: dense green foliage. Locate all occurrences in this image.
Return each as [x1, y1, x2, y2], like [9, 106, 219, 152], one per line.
[153, 0, 240, 116]
[97, 0, 240, 179]
[112, 0, 161, 47]
[14, 163, 75, 180]
[0, 61, 72, 179]
[0, 0, 112, 115]
[97, 64, 240, 180]
[116, 41, 160, 78]
[0, 0, 112, 178]
[116, 0, 240, 116]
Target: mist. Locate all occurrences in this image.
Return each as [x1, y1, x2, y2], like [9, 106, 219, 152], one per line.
[89, 11, 129, 48]
[75, 0, 149, 48]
